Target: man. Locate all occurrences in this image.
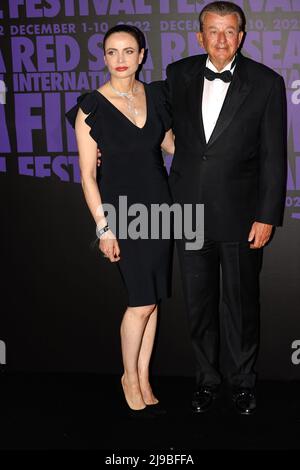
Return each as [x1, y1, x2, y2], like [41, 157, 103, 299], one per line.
[165, 1, 287, 415]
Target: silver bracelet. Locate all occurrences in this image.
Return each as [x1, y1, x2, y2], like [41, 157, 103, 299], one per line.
[96, 224, 110, 239]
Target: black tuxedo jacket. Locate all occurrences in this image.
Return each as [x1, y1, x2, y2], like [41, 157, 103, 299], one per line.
[164, 53, 287, 241]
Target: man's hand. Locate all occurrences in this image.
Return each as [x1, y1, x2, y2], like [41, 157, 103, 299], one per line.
[248, 222, 273, 249]
[97, 148, 101, 167]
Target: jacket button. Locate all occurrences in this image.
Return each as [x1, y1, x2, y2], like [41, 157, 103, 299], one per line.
[202, 155, 207, 161]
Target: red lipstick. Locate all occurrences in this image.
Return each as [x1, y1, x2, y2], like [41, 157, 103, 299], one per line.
[115, 66, 128, 71]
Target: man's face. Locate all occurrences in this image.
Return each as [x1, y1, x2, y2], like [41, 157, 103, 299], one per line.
[197, 12, 244, 70]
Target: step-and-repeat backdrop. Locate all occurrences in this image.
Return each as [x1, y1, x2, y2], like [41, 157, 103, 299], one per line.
[1, 1, 299, 379]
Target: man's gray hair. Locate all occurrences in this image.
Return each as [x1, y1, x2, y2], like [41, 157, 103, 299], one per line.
[199, 1, 246, 32]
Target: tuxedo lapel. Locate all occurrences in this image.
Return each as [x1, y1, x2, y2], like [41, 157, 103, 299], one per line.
[185, 57, 207, 145]
[206, 55, 251, 148]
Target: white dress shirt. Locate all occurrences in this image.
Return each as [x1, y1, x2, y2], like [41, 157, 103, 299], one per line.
[202, 56, 236, 143]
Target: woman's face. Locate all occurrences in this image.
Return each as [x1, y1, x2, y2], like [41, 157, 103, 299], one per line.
[104, 32, 144, 79]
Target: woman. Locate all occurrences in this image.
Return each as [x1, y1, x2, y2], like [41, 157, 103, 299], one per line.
[66, 25, 174, 417]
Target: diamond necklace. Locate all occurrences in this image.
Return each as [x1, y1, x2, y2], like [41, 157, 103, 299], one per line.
[109, 81, 139, 116]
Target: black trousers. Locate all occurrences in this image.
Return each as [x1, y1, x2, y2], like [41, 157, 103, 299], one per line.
[177, 238, 263, 389]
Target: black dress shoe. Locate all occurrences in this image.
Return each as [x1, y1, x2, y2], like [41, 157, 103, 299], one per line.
[126, 406, 156, 419]
[146, 402, 167, 416]
[191, 385, 219, 413]
[232, 388, 256, 415]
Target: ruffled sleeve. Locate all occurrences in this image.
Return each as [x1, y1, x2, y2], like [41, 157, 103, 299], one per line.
[147, 81, 172, 132]
[65, 91, 100, 143]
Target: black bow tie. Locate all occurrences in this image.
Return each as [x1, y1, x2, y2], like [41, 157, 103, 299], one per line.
[204, 68, 233, 83]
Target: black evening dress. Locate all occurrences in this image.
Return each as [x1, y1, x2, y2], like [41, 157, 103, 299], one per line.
[66, 82, 173, 307]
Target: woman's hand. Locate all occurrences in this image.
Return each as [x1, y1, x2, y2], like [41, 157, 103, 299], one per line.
[99, 230, 120, 262]
[161, 129, 175, 155]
